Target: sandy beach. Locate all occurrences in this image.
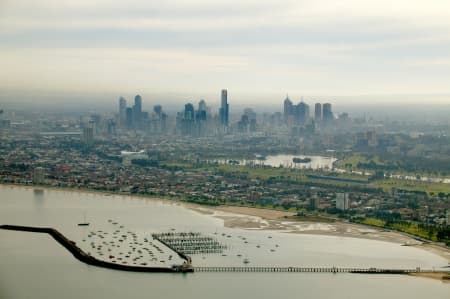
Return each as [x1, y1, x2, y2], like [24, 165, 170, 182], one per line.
[186, 204, 450, 264]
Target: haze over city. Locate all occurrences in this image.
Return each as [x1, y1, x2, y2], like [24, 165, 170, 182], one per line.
[1, 0, 450, 107]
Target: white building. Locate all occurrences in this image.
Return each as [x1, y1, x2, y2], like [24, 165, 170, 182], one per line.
[336, 193, 350, 211]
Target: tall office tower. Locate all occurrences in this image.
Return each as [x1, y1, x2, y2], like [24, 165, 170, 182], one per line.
[183, 103, 196, 136]
[197, 99, 207, 121]
[283, 95, 293, 122]
[154, 105, 162, 117]
[126, 107, 133, 129]
[119, 97, 127, 127]
[107, 119, 117, 136]
[198, 99, 207, 112]
[322, 103, 333, 127]
[242, 108, 257, 132]
[184, 103, 195, 120]
[314, 103, 322, 123]
[133, 95, 142, 129]
[82, 126, 94, 144]
[151, 105, 163, 133]
[196, 100, 207, 136]
[161, 112, 168, 133]
[296, 101, 310, 125]
[219, 89, 229, 127]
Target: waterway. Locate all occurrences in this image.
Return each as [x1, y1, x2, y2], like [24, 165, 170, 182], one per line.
[0, 186, 448, 299]
[212, 154, 336, 170]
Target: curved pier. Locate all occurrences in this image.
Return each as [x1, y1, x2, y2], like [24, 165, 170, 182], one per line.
[0, 225, 193, 273]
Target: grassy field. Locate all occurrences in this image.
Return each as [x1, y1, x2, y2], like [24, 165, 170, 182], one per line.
[336, 153, 385, 168]
[373, 178, 450, 195]
[160, 160, 449, 195]
[359, 218, 438, 241]
[360, 218, 386, 227]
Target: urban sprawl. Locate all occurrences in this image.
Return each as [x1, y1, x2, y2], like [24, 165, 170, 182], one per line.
[0, 90, 449, 244]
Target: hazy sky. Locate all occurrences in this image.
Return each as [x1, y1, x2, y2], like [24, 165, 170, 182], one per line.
[1, 0, 450, 105]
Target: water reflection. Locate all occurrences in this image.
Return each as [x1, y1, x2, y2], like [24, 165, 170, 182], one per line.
[211, 154, 337, 170]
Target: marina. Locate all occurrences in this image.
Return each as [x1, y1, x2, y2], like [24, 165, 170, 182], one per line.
[152, 232, 227, 255]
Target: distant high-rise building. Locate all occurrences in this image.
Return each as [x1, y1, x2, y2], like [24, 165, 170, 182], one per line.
[322, 103, 333, 127]
[133, 95, 142, 129]
[151, 105, 164, 133]
[182, 103, 196, 136]
[196, 101, 207, 136]
[119, 97, 127, 127]
[314, 103, 322, 123]
[295, 101, 309, 125]
[33, 167, 45, 184]
[107, 119, 117, 136]
[219, 89, 229, 127]
[184, 103, 195, 120]
[198, 99, 207, 112]
[197, 99, 207, 121]
[336, 193, 350, 211]
[154, 105, 162, 116]
[238, 114, 250, 133]
[82, 127, 94, 144]
[283, 95, 293, 122]
[126, 107, 133, 129]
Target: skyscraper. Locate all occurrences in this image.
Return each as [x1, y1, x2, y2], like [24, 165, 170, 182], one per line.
[219, 89, 229, 127]
[154, 105, 162, 116]
[133, 95, 142, 129]
[152, 105, 165, 134]
[295, 101, 310, 125]
[126, 107, 133, 129]
[283, 95, 293, 123]
[322, 103, 333, 127]
[184, 103, 195, 120]
[183, 103, 195, 136]
[82, 121, 94, 144]
[314, 103, 322, 123]
[196, 100, 208, 136]
[119, 97, 127, 127]
[198, 99, 207, 112]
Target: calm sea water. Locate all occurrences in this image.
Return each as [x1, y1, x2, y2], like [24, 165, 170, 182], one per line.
[0, 186, 448, 299]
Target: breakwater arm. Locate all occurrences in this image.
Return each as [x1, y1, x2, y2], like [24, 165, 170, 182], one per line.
[0, 225, 193, 273]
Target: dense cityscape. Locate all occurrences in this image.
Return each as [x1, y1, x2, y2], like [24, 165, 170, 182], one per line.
[1, 89, 449, 245]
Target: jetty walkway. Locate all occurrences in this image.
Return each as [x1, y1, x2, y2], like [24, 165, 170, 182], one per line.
[194, 266, 422, 274]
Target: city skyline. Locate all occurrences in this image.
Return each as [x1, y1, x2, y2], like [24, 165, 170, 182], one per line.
[1, 0, 450, 105]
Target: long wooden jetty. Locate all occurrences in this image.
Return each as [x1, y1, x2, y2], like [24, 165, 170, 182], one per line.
[0, 225, 193, 273]
[193, 266, 422, 274]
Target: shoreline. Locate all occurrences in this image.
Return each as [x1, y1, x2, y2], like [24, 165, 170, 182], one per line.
[2, 183, 449, 265]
